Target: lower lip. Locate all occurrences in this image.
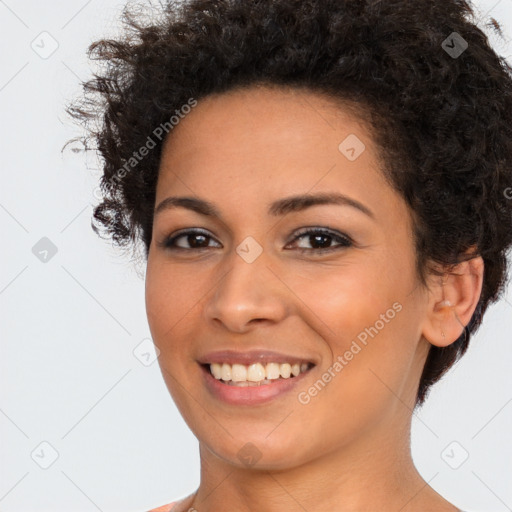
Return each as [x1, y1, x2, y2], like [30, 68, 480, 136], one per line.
[200, 364, 313, 405]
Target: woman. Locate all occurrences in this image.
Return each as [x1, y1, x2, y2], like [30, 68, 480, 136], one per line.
[67, 0, 512, 510]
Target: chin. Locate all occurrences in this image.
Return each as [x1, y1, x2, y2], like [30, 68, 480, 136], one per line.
[200, 430, 315, 471]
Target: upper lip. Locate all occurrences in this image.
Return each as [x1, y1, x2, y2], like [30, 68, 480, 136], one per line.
[197, 349, 318, 366]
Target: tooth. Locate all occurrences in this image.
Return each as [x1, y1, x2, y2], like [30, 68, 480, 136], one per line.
[280, 363, 292, 378]
[221, 363, 232, 381]
[232, 363, 247, 382]
[247, 363, 265, 382]
[213, 361, 312, 382]
[210, 363, 222, 379]
[265, 362, 281, 380]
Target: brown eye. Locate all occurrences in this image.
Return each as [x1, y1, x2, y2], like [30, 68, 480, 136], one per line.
[159, 229, 221, 250]
[157, 227, 352, 254]
[287, 228, 353, 254]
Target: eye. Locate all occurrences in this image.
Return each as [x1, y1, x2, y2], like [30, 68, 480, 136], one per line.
[286, 227, 352, 254]
[157, 227, 353, 254]
[159, 228, 221, 251]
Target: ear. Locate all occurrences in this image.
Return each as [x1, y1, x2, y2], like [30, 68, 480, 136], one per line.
[422, 251, 484, 348]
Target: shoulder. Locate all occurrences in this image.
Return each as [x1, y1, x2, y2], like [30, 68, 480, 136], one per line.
[146, 502, 176, 512]
[147, 491, 196, 511]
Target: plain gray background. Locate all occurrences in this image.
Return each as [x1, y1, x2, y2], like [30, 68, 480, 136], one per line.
[1, 0, 511, 511]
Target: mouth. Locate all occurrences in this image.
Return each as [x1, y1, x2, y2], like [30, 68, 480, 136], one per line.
[200, 361, 316, 387]
[197, 350, 317, 405]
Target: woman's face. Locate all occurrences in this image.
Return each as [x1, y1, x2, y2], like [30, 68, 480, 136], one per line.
[145, 85, 432, 469]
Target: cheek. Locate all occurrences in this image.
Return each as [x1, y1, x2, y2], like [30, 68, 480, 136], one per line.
[289, 256, 406, 344]
[290, 296, 419, 455]
[145, 260, 201, 411]
[145, 267, 172, 340]
[145, 257, 202, 341]
[289, 255, 421, 403]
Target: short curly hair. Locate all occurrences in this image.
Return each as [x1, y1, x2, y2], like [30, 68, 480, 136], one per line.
[67, 0, 512, 406]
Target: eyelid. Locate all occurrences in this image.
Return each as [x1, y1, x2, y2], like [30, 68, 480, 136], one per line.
[288, 226, 353, 243]
[285, 227, 353, 252]
[158, 226, 353, 253]
[159, 227, 220, 249]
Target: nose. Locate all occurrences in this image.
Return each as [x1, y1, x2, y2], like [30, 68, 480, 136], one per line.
[203, 249, 288, 333]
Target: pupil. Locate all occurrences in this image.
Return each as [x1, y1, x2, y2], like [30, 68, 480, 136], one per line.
[312, 234, 330, 248]
[190, 234, 207, 248]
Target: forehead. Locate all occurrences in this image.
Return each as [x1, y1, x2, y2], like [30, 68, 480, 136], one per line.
[155, 85, 403, 223]
[161, 85, 373, 158]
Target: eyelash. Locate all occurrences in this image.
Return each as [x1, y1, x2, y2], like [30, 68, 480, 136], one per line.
[158, 227, 353, 254]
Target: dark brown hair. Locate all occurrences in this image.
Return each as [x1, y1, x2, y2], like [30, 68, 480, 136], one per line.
[66, 0, 512, 406]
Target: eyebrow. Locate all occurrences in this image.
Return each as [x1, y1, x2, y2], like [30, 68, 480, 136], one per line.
[154, 192, 375, 220]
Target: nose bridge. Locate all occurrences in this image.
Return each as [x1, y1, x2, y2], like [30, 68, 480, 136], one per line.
[203, 240, 287, 331]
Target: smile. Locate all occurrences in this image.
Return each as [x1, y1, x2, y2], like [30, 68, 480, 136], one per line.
[206, 362, 314, 386]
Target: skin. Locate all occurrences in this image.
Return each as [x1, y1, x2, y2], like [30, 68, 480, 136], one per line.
[145, 85, 484, 512]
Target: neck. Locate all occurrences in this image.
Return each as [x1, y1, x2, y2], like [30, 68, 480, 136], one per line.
[190, 417, 454, 512]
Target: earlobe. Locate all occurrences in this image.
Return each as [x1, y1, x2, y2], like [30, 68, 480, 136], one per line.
[422, 255, 484, 348]
[431, 299, 461, 347]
